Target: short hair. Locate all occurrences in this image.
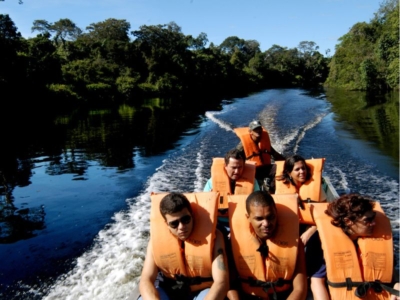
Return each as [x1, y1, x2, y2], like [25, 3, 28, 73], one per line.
[278, 154, 311, 184]
[325, 193, 375, 231]
[159, 193, 192, 220]
[224, 148, 245, 165]
[246, 191, 276, 214]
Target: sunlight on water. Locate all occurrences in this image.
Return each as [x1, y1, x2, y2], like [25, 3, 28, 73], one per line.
[204, 111, 234, 132]
[293, 113, 328, 153]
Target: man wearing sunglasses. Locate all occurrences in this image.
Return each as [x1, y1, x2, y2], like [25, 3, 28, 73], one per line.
[139, 192, 229, 300]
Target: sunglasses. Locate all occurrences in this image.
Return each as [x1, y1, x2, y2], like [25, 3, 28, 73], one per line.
[168, 215, 192, 229]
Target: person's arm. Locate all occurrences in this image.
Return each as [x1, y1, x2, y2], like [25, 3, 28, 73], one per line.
[300, 226, 317, 246]
[288, 241, 307, 300]
[139, 241, 160, 300]
[390, 282, 400, 300]
[203, 178, 212, 192]
[205, 230, 229, 300]
[270, 146, 285, 161]
[235, 142, 244, 152]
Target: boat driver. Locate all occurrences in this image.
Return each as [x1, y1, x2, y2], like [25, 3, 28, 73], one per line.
[138, 192, 229, 300]
[234, 120, 285, 192]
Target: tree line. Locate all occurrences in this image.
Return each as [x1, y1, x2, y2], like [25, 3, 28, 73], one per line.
[0, 0, 398, 113]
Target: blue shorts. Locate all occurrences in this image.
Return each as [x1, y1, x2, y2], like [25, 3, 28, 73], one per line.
[305, 231, 327, 278]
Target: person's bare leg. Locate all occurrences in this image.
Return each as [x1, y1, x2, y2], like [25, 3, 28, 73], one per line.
[310, 277, 330, 300]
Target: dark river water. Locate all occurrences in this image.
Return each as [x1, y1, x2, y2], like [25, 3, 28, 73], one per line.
[0, 88, 398, 299]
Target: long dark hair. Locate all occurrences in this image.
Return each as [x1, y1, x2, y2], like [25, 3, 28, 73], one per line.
[277, 155, 311, 185]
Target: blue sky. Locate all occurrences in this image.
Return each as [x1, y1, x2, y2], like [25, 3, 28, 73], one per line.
[1, 0, 382, 55]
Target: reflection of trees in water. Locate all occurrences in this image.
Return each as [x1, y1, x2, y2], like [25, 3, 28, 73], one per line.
[0, 97, 219, 244]
[0, 167, 46, 244]
[325, 90, 399, 162]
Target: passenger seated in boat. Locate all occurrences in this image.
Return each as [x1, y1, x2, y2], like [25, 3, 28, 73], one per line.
[275, 155, 329, 300]
[229, 191, 307, 300]
[314, 193, 400, 300]
[138, 192, 229, 300]
[234, 120, 285, 193]
[204, 148, 260, 230]
[204, 148, 259, 300]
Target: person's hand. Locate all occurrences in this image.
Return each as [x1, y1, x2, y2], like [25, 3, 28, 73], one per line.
[390, 282, 400, 300]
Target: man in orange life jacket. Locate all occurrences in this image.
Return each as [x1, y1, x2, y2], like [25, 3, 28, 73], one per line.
[203, 148, 260, 229]
[231, 191, 307, 300]
[204, 149, 260, 300]
[235, 120, 285, 192]
[139, 193, 229, 300]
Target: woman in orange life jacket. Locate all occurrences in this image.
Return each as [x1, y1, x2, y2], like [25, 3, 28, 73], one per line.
[325, 194, 400, 300]
[276, 155, 329, 300]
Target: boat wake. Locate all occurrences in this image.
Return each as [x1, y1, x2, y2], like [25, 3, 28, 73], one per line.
[292, 113, 328, 153]
[204, 111, 234, 132]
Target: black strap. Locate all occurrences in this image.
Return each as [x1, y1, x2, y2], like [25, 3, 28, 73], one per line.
[172, 274, 213, 290]
[241, 277, 291, 300]
[246, 149, 269, 160]
[327, 278, 400, 297]
[298, 197, 320, 210]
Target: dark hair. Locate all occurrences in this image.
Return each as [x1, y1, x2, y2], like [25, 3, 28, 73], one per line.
[246, 191, 276, 214]
[325, 193, 375, 232]
[224, 148, 245, 165]
[159, 193, 192, 220]
[277, 154, 311, 185]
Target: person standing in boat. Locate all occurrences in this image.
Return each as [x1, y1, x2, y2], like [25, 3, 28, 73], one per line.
[234, 120, 285, 193]
[229, 191, 307, 299]
[275, 155, 329, 300]
[138, 192, 229, 300]
[313, 193, 400, 300]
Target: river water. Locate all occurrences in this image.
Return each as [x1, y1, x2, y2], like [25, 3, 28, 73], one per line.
[0, 88, 398, 299]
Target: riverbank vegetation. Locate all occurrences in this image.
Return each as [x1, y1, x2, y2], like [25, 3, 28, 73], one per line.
[0, 0, 398, 115]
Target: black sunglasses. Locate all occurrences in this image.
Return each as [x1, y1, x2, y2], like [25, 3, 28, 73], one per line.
[168, 215, 192, 229]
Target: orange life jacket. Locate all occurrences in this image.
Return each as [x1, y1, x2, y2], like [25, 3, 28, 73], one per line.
[313, 202, 393, 300]
[229, 193, 299, 299]
[234, 127, 272, 167]
[275, 158, 325, 224]
[150, 192, 218, 292]
[211, 157, 255, 212]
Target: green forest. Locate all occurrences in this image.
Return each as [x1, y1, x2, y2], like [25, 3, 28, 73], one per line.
[0, 0, 398, 114]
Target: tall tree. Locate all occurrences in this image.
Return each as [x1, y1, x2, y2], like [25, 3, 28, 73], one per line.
[32, 18, 82, 46]
[0, 14, 22, 86]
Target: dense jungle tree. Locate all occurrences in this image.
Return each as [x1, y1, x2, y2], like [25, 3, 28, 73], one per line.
[325, 0, 398, 91]
[23, 33, 62, 88]
[0, 14, 22, 87]
[32, 18, 82, 46]
[297, 41, 329, 87]
[131, 22, 193, 94]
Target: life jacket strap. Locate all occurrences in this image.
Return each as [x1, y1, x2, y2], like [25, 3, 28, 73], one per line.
[241, 277, 291, 300]
[246, 149, 269, 160]
[172, 274, 213, 290]
[327, 278, 400, 297]
[298, 197, 320, 210]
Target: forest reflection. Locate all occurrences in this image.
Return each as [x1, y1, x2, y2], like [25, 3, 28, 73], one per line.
[0, 97, 213, 243]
